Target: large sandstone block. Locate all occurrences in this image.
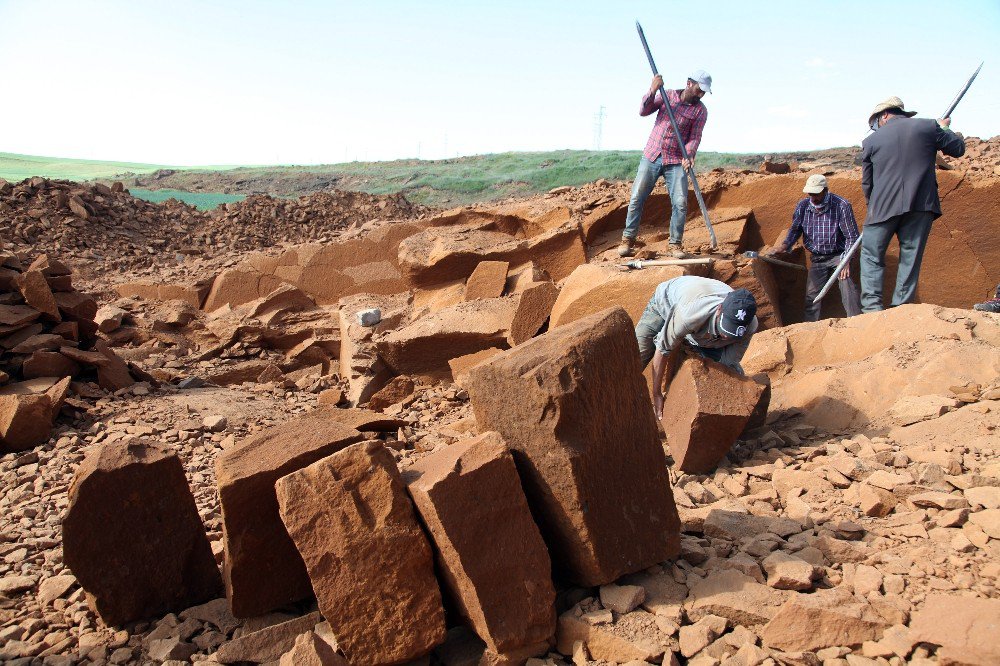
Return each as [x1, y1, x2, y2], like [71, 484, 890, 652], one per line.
[549, 263, 708, 329]
[377, 298, 517, 380]
[403, 432, 556, 653]
[62, 441, 222, 626]
[399, 223, 585, 287]
[466, 307, 680, 586]
[276, 441, 445, 664]
[378, 285, 558, 380]
[215, 410, 364, 617]
[662, 356, 765, 473]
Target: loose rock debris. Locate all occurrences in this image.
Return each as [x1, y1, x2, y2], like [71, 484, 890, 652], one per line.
[0, 146, 999, 665]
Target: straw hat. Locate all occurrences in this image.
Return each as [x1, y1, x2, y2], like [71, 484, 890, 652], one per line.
[868, 96, 917, 124]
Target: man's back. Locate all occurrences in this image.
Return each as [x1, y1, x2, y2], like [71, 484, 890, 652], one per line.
[861, 117, 965, 225]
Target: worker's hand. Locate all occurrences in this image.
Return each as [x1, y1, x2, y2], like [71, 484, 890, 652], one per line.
[939, 117, 952, 129]
[653, 392, 664, 420]
[839, 264, 851, 280]
[682, 157, 693, 170]
[649, 75, 663, 94]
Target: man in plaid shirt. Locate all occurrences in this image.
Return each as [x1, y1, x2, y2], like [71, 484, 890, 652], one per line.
[619, 70, 711, 259]
[768, 174, 862, 321]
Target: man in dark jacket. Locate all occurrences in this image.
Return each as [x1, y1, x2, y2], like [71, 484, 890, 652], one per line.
[860, 96, 965, 311]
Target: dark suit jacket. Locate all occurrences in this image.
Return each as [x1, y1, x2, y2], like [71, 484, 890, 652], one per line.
[861, 117, 965, 225]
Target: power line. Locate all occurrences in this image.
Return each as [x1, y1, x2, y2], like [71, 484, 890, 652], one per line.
[593, 105, 606, 150]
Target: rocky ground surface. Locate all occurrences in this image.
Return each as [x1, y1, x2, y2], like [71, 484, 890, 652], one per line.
[1, 141, 998, 665]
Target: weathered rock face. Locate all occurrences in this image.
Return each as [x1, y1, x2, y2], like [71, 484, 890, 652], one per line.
[662, 356, 765, 473]
[466, 306, 680, 586]
[403, 432, 556, 653]
[743, 305, 1000, 432]
[62, 440, 222, 626]
[215, 410, 363, 617]
[0, 393, 57, 452]
[276, 441, 446, 664]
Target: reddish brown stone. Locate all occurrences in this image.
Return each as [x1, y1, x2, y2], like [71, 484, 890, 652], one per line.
[464, 261, 509, 301]
[366, 375, 415, 410]
[404, 432, 556, 653]
[62, 440, 222, 626]
[27, 254, 71, 277]
[216, 411, 364, 617]
[0, 393, 55, 452]
[466, 306, 680, 586]
[22, 351, 81, 379]
[93, 340, 135, 391]
[53, 290, 98, 321]
[15, 270, 61, 321]
[0, 304, 41, 327]
[316, 406, 406, 432]
[276, 441, 446, 664]
[449, 347, 503, 387]
[662, 356, 765, 473]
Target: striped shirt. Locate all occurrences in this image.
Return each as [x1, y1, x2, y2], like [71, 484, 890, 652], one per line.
[783, 193, 861, 258]
[641, 88, 708, 164]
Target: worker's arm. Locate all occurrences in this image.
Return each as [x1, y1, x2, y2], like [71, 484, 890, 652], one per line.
[640, 75, 664, 116]
[653, 338, 684, 419]
[935, 118, 966, 158]
[775, 202, 805, 253]
[650, 349, 668, 420]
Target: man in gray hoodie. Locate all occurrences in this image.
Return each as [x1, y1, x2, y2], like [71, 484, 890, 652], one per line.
[635, 276, 759, 419]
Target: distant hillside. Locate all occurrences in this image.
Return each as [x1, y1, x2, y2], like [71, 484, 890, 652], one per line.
[0, 148, 860, 209]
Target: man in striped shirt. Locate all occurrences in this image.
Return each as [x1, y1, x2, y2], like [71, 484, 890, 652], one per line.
[767, 174, 862, 321]
[618, 71, 711, 259]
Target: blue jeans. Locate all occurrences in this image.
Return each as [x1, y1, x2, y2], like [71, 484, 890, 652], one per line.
[860, 211, 934, 312]
[623, 157, 688, 244]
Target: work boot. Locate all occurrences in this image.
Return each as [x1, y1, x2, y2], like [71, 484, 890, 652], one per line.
[974, 298, 1000, 313]
[618, 237, 636, 257]
[669, 243, 690, 259]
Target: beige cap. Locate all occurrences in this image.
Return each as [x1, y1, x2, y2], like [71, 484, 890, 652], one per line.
[868, 96, 917, 124]
[803, 174, 828, 194]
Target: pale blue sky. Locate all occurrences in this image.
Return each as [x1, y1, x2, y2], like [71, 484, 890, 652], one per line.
[1, 0, 997, 165]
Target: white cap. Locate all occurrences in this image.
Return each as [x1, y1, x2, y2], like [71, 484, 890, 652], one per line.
[803, 174, 828, 194]
[689, 70, 712, 94]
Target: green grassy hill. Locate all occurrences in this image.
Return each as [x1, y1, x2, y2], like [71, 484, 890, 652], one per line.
[0, 148, 830, 209]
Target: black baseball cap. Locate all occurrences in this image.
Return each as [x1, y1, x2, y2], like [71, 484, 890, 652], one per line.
[719, 289, 757, 338]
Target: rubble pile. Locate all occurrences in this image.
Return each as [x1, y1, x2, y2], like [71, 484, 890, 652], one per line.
[0, 146, 999, 665]
[205, 190, 424, 250]
[0, 252, 141, 452]
[0, 178, 205, 272]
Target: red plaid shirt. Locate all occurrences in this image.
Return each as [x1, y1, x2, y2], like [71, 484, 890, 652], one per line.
[641, 88, 708, 164]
